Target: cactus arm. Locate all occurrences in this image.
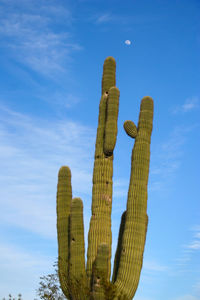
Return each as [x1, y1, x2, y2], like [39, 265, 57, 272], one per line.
[91, 243, 109, 299]
[104, 87, 120, 156]
[68, 197, 88, 299]
[86, 57, 119, 285]
[56, 166, 72, 299]
[123, 121, 137, 138]
[102, 56, 116, 94]
[113, 96, 154, 299]
[111, 211, 126, 284]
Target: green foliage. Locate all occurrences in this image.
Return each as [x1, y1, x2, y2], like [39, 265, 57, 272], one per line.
[36, 261, 66, 300]
[2, 294, 22, 300]
[35, 260, 129, 300]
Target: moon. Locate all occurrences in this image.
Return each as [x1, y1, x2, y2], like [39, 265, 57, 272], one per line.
[125, 40, 131, 45]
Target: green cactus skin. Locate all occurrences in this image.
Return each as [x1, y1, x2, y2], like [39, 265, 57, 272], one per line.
[56, 57, 154, 300]
[111, 96, 153, 299]
[56, 166, 72, 299]
[104, 86, 120, 156]
[92, 243, 110, 299]
[102, 56, 116, 94]
[123, 120, 137, 138]
[86, 56, 119, 289]
[69, 197, 88, 299]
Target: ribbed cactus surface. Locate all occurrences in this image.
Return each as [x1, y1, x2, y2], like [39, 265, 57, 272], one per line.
[56, 56, 154, 300]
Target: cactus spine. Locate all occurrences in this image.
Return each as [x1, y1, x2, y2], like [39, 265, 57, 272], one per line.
[56, 56, 154, 300]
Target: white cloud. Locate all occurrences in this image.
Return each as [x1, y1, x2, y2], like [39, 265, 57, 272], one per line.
[93, 11, 160, 26]
[174, 224, 200, 277]
[172, 296, 199, 300]
[96, 13, 112, 23]
[0, 101, 98, 298]
[134, 297, 153, 300]
[172, 97, 199, 114]
[0, 103, 95, 239]
[182, 101, 197, 112]
[174, 254, 191, 266]
[183, 225, 200, 251]
[191, 225, 200, 231]
[0, 241, 51, 270]
[35, 90, 82, 108]
[0, 241, 54, 299]
[149, 121, 200, 195]
[194, 232, 200, 239]
[0, 2, 82, 77]
[94, 12, 132, 25]
[113, 178, 129, 199]
[185, 241, 200, 250]
[143, 260, 169, 272]
[192, 279, 200, 293]
[149, 126, 187, 192]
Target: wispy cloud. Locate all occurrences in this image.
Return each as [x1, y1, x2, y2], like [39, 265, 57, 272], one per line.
[191, 225, 200, 232]
[35, 91, 82, 108]
[0, 240, 53, 299]
[136, 259, 170, 286]
[192, 279, 200, 293]
[133, 259, 170, 298]
[92, 11, 161, 26]
[194, 232, 200, 239]
[149, 126, 187, 192]
[172, 295, 200, 300]
[174, 224, 200, 273]
[172, 97, 199, 114]
[96, 13, 113, 24]
[143, 260, 169, 272]
[93, 12, 131, 25]
[0, 241, 51, 272]
[175, 253, 191, 266]
[185, 241, 200, 250]
[0, 102, 95, 239]
[134, 297, 153, 300]
[0, 1, 82, 77]
[149, 119, 200, 194]
[92, 12, 137, 26]
[184, 226, 200, 251]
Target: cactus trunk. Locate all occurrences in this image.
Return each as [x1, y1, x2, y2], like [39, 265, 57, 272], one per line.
[56, 57, 154, 300]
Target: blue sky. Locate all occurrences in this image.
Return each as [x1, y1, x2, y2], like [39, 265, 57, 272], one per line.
[0, 0, 200, 299]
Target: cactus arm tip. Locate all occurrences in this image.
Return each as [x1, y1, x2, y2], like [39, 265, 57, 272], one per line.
[123, 120, 137, 138]
[104, 56, 116, 63]
[56, 165, 73, 298]
[102, 57, 116, 94]
[103, 86, 120, 156]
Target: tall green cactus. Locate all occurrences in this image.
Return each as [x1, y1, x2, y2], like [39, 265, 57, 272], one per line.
[56, 56, 154, 300]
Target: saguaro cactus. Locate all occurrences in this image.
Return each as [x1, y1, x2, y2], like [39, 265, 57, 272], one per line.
[56, 56, 154, 300]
